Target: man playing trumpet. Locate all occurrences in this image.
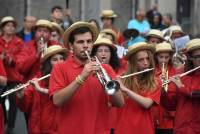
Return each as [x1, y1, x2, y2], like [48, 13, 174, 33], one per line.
[16, 19, 62, 81]
[161, 38, 200, 134]
[49, 22, 124, 134]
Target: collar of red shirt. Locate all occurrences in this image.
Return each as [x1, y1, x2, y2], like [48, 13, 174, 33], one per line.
[69, 54, 85, 68]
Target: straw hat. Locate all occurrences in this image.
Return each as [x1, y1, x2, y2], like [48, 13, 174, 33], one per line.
[51, 22, 64, 35]
[63, 21, 99, 49]
[124, 42, 155, 59]
[0, 16, 17, 27]
[155, 42, 173, 53]
[146, 29, 164, 40]
[186, 38, 200, 53]
[169, 25, 184, 34]
[34, 19, 52, 30]
[100, 10, 117, 18]
[93, 36, 117, 51]
[41, 45, 67, 62]
[100, 29, 117, 42]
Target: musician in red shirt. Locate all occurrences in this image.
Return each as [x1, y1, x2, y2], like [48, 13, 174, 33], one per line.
[16, 45, 67, 134]
[0, 16, 25, 133]
[0, 59, 7, 134]
[16, 19, 62, 81]
[115, 42, 160, 134]
[91, 36, 127, 133]
[161, 38, 200, 134]
[153, 42, 176, 134]
[100, 10, 125, 46]
[49, 21, 124, 134]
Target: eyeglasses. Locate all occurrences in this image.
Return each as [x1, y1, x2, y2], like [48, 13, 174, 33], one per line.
[97, 49, 111, 53]
[189, 55, 200, 61]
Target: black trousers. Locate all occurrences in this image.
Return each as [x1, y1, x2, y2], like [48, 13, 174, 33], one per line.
[5, 82, 18, 129]
[155, 129, 173, 134]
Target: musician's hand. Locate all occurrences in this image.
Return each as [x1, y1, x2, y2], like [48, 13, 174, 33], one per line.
[0, 52, 6, 60]
[116, 77, 129, 93]
[16, 84, 25, 99]
[171, 76, 185, 88]
[30, 78, 40, 89]
[80, 61, 100, 80]
[30, 78, 48, 94]
[36, 39, 47, 55]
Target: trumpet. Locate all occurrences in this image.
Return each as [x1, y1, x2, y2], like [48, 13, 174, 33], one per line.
[38, 37, 47, 56]
[162, 65, 200, 86]
[1, 74, 51, 97]
[85, 51, 120, 95]
[161, 63, 169, 92]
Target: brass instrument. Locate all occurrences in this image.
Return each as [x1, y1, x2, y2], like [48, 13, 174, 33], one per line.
[38, 37, 48, 56]
[161, 63, 169, 92]
[162, 65, 200, 86]
[162, 28, 187, 67]
[85, 51, 120, 95]
[1, 74, 51, 97]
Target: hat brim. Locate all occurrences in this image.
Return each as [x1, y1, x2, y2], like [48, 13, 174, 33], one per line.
[146, 34, 165, 41]
[93, 43, 117, 51]
[155, 49, 173, 53]
[41, 48, 68, 62]
[124, 45, 155, 60]
[123, 29, 139, 39]
[187, 46, 200, 53]
[63, 22, 99, 49]
[0, 20, 17, 28]
[33, 24, 52, 31]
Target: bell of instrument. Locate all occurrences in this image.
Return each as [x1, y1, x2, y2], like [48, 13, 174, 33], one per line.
[105, 80, 120, 95]
[85, 50, 120, 95]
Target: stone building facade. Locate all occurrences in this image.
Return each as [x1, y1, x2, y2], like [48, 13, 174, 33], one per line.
[0, 0, 199, 37]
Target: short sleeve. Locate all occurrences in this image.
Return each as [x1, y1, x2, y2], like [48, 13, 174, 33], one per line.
[49, 63, 68, 98]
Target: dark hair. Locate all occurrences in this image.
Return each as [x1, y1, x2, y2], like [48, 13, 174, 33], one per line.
[68, 27, 92, 44]
[91, 45, 120, 70]
[41, 52, 66, 76]
[51, 6, 63, 13]
[185, 52, 195, 73]
[88, 19, 100, 31]
[164, 13, 173, 21]
[101, 17, 115, 24]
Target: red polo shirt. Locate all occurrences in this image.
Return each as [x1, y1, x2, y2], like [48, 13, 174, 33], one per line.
[0, 59, 6, 134]
[0, 35, 25, 82]
[161, 71, 200, 134]
[115, 87, 160, 134]
[16, 40, 60, 81]
[16, 71, 59, 134]
[151, 65, 176, 129]
[49, 55, 117, 134]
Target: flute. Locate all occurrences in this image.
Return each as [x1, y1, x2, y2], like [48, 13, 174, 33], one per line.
[119, 68, 154, 79]
[1, 74, 50, 97]
[162, 65, 200, 86]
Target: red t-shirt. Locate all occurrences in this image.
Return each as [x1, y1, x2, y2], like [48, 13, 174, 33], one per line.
[161, 71, 200, 134]
[0, 59, 6, 134]
[151, 65, 176, 129]
[115, 88, 160, 134]
[49, 55, 117, 134]
[0, 35, 25, 82]
[16, 71, 58, 134]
